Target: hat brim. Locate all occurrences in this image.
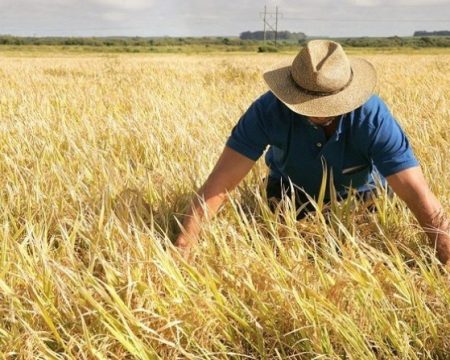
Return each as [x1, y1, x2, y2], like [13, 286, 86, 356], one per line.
[263, 57, 377, 117]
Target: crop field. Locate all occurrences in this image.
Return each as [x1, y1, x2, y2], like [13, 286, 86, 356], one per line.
[0, 50, 449, 359]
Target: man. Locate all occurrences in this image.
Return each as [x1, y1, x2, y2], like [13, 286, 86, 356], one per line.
[174, 40, 450, 266]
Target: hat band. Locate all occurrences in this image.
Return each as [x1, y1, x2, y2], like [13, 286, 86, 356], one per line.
[294, 69, 354, 97]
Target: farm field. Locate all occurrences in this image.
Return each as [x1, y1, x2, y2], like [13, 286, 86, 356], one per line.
[0, 50, 449, 359]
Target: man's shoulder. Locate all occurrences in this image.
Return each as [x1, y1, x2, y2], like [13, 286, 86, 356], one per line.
[352, 94, 392, 127]
[357, 94, 386, 114]
[252, 91, 295, 123]
[254, 91, 283, 110]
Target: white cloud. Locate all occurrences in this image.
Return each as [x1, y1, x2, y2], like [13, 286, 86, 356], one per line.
[101, 11, 126, 21]
[396, 0, 449, 4]
[351, 0, 381, 6]
[348, 0, 448, 5]
[90, 0, 154, 10]
[0, 0, 449, 37]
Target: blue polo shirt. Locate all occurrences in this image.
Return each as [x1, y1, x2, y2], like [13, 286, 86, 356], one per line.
[226, 92, 419, 200]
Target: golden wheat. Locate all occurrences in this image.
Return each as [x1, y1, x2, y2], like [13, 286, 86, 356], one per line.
[0, 51, 449, 359]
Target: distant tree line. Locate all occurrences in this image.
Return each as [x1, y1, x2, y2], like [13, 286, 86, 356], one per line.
[0, 35, 249, 47]
[339, 36, 450, 48]
[1, 34, 450, 50]
[414, 31, 450, 36]
[0, 36, 152, 46]
[240, 31, 306, 41]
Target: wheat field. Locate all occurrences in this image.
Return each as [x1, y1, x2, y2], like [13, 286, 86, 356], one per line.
[0, 51, 449, 359]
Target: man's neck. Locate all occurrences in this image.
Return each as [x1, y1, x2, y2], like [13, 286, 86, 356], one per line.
[321, 118, 338, 140]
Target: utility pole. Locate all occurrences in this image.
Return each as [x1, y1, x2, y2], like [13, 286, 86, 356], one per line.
[263, 5, 267, 44]
[259, 6, 282, 47]
[275, 6, 278, 46]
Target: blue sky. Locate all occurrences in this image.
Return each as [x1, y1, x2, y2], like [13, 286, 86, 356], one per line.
[0, 0, 449, 37]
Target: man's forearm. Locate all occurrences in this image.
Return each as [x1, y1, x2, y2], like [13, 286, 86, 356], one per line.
[174, 185, 227, 253]
[173, 147, 256, 259]
[386, 168, 450, 266]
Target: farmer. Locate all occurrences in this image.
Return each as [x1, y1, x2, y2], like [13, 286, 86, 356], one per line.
[174, 40, 450, 266]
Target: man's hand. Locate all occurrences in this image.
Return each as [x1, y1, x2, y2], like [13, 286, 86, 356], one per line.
[387, 166, 450, 266]
[174, 233, 194, 260]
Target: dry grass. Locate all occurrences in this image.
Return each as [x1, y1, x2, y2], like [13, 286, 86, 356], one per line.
[0, 52, 449, 359]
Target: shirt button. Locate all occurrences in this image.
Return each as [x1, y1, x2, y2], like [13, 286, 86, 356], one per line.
[316, 142, 323, 148]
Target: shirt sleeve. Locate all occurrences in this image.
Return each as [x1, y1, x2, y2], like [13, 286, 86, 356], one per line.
[225, 96, 272, 161]
[367, 97, 419, 177]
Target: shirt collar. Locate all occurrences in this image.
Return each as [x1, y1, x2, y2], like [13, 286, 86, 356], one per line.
[303, 114, 346, 141]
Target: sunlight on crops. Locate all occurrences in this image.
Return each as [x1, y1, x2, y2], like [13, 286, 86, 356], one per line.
[0, 52, 449, 359]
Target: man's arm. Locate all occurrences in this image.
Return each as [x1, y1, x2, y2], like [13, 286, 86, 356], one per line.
[386, 166, 450, 266]
[174, 146, 255, 259]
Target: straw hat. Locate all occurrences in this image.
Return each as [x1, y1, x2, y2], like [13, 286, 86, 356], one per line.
[263, 40, 377, 117]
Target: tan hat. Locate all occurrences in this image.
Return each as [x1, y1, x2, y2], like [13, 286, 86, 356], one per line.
[263, 40, 377, 117]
